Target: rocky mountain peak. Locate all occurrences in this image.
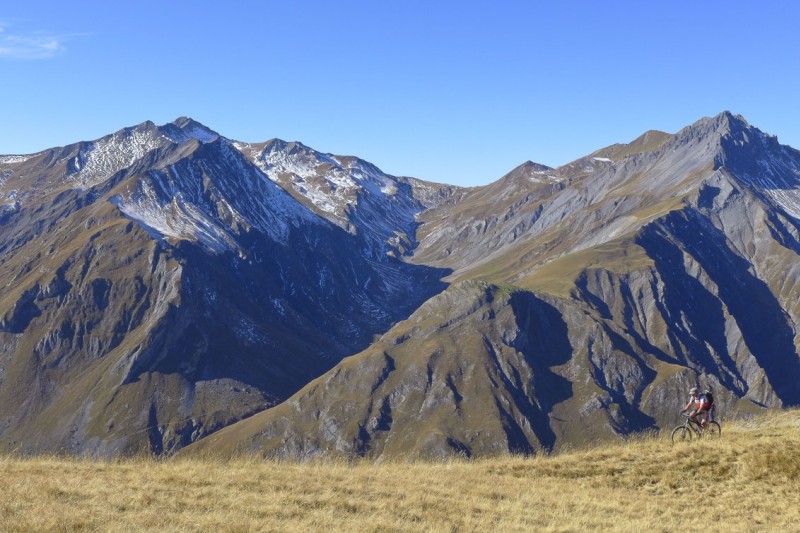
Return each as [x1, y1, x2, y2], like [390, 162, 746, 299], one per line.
[703, 115, 800, 219]
[513, 160, 554, 176]
[673, 111, 753, 146]
[489, 161, 557, 189]
[159, 117, 220, 144]
[170, 116, 202, 128]
[713, 110, 751, 132]
[257, 138, 316, 157]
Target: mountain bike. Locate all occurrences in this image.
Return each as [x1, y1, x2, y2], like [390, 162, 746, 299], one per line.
[670, 412, 721, 444]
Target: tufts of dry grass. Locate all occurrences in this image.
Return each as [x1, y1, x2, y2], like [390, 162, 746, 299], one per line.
[1, 410, 799, 532]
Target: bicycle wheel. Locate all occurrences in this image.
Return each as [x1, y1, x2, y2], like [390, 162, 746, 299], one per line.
[671, 425, 692, 444]
[704, 421, 721, 439]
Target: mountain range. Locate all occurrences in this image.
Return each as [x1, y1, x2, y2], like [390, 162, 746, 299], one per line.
[1, 111, 799, 457]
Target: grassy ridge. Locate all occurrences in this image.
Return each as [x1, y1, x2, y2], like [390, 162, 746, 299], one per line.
[1, 410, 799, 532]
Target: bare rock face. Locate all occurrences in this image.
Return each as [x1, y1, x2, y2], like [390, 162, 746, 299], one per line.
[5, 111, 800, 458]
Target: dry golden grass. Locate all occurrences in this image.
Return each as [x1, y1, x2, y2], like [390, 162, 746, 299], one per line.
[1, 410, 799, 532]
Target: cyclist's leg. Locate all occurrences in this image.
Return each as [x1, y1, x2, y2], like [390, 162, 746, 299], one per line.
[698, 409, 708, 428]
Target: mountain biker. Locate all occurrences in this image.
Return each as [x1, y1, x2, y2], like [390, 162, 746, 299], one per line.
[681, 387, 712, 428]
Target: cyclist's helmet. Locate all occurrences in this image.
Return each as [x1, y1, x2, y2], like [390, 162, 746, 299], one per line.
[689, 387, 699, 394]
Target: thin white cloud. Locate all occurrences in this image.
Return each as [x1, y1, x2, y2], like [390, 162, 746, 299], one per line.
[0, 24, 68, 60]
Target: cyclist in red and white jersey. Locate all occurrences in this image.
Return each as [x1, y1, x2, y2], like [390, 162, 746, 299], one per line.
[681, 387, 712, 428]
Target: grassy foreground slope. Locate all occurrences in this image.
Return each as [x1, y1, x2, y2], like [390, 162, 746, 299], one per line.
[1, 410, 798, 532]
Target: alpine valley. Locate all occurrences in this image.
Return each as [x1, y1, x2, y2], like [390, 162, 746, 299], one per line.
[2, 112, 799, 458]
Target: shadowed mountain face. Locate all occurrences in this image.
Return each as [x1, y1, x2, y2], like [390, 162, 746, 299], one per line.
[184, 112, 800, 459]
[4, 112, 800, 458]
[0, 120, 449, 454]
[185, 282, 577, 458]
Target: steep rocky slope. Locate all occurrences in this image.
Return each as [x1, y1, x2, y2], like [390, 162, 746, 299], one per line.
[0, 119, 450, 454]
[4, 111, 800, 458]
[185, 282, 591, 458]
[190, 112, 800, 458]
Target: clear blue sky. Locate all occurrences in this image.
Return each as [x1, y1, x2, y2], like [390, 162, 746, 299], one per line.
[2, 1, 799, 186]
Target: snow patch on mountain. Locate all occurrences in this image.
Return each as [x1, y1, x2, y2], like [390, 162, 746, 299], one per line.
[68, 128, 166, 190]
[719, 124, 800, 221]
[110, 185, 234, 252]
[162, 123, 218, 144]
[213, 140, 321, 231]
[0, 200, 19, 216]
[750, 159, 800, 220]
[0, 155, 34, 164]
[233, 140, 439, 257]
[234, 141, 359, 224]
[767, 191, 800, 220]
[108, 141, 324, 252]
[528, 173, 561, 184]
[68, 121, 221, 191]
[234, 142, 409, 216]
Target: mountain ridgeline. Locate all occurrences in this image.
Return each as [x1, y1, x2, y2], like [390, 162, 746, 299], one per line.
[1, 112, 799, 458]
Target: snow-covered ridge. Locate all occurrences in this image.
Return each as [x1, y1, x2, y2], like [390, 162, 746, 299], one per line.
[0, 155, 35, 164]
[234, 141, 363, 221]
[161, 119, 219, 144]
[110, 141, 321, 253]
[234, 141, 413, 218]
[69, 128, 166, 190]
[68, 120, 220, 190]
[232, 140, 449, 258]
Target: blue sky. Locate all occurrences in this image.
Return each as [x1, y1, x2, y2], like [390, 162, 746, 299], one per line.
[2, 2, 799, 186]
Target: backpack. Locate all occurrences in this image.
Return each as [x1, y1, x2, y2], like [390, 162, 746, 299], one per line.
[704, 390, 714, 408]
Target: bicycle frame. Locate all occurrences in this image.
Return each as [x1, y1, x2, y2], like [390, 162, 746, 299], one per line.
[683, 415, 704, 436]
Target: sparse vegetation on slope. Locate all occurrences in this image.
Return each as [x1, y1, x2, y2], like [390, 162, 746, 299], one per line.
[1, 410, 798, 532]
